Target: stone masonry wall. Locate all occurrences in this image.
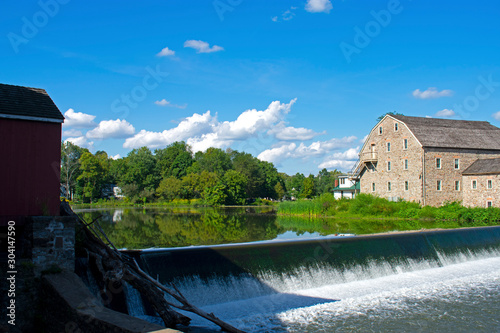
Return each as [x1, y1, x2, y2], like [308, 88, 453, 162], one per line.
[31, 216, 76, 276]
[423, 148, 500, 206]
[360, 116, 424, 203]
[463, 174, 500, 208]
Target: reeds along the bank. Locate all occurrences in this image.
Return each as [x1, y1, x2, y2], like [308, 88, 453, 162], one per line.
[277, 194, 500, 225]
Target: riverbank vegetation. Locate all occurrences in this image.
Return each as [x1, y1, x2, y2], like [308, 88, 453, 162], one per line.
[278, 193, 500, 225]
[61, 141, 341, 205]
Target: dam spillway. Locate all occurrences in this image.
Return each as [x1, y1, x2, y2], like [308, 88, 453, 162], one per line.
[125, 226, 500, 331]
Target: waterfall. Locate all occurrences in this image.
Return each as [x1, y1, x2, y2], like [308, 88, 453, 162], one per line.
[122, 226, 500, 331]
[122, 282, 145, 317]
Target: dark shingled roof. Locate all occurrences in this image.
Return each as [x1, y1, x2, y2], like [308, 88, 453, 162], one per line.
[462, 158, 500, 175]
[391, 115, 500, 150]
[0, 83, 64, 122]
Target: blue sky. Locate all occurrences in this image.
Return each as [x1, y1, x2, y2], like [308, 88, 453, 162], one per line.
[2, 0, 500, 175]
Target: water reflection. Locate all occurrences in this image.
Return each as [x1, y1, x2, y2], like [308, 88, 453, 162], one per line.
[75, 207, 461, 250]
[78, 207, 281, 249]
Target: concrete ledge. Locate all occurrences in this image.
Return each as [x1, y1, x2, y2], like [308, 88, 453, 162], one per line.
[42, 272, 181, 333]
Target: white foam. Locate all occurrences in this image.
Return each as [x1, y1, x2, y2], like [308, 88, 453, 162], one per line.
[187, 254, 500, 332]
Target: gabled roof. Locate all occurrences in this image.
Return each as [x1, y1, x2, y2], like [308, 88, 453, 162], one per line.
[391, 115, 500, 150]
[462, 158, 500, 175]
[0, 83, 64, 123]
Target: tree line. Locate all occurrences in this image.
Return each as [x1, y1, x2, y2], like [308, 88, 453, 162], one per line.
[61, 141, 342, 205]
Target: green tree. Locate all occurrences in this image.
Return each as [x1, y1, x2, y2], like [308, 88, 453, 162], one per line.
[156, 177, 183, 201]
[274, 182, 286, 200]
[301, 175, 316, 199]
[155, 141, 193, 179]
[232, 152, 264, 198]
[77, 152, 105, 203]
[196, 148, 232, 175]
[222, 170, 248, 205]
[203, 181, 227, 206]
[377, 111, 404, 122]
[122, 147, 159, 193]
[60, 141, 89, 200]
[258, 160, 280, 199]
[315, 168, 342, 195]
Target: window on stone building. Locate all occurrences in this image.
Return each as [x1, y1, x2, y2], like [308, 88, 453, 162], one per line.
[436, 158, 441, 169]
[454, 159, 460, 170]
[387, 142, 391, 152]
[472, 180, 477, 189]
[405, 181, 409, 191]
[387, 161, 391, 171]
[379, 126, 383, 135]
[455, 180, 460, 191]
[403, 139, 408, 150]
[387, 182, 391, 191]
[394, 123, 398, 131]
[488, 179, 492, 189]
[487, 201, 493, 208]
[437, 180, 442, 191]
[404, 159, 408, 170]
[372, 183, 376, 192]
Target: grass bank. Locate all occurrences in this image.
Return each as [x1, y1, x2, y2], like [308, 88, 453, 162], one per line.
[277, 193, 500, 227]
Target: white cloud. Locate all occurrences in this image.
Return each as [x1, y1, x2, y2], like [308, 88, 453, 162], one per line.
[268, 122, 325, 141]
[217, 99, 296, 140]
[124, 111, 216, 149]
[184, 40, 224, 53]
[157, 47, 175, 57]
[86, 119, 135, 140]
[111, 154, 121, 160]
[155, 99, 187, 109]
[124, 99, 297, 151]
[412, 87, 454, 99]
[318, 148, 360, 170]
[63, 129, 82, 137]
[305, 0, 332, 13]
[435, 109, 456, 118]
[492, 111, 500, 121]
[257, 136, 357, 165]
[187, 133, 232, 153]
[257, 143, 297, 165]
[63, 108, 96, 128]
[65, 136, 94, 150]
[272, 7, 297, 22]
[318, 159, 356, 170]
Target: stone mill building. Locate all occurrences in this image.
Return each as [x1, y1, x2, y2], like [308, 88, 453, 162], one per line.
[352, 114, 500, 207]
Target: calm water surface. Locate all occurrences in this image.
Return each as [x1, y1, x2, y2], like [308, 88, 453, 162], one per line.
[74, 206, 452, 249]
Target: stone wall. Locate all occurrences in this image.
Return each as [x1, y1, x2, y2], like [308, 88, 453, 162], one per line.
[423, 148, 500, 206]
[31, 216, 76, 275]
[359, 116, 424, 203]
[0, 216, 76, 332]
[463, 174, 500, 208]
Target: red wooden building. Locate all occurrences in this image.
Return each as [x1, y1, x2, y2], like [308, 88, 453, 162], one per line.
[0, 83, 64, 216]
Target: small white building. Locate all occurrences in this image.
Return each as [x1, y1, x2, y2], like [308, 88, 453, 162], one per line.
[332, 174, 359, 199]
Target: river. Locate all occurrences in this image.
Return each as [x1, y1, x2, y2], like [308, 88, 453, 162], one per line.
[75, 207, 500, 332]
